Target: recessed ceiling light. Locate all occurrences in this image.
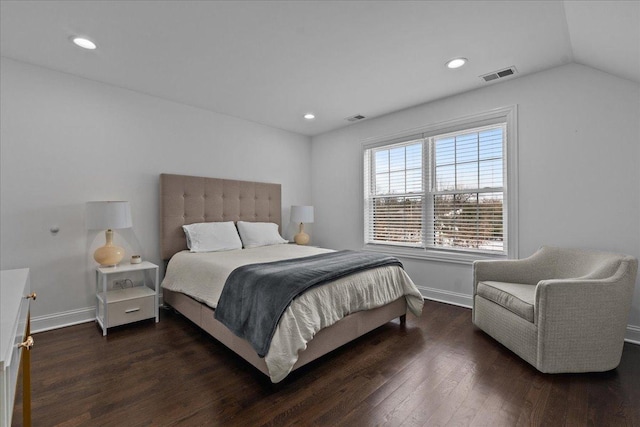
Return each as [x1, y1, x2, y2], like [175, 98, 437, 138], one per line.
[446, 57, 467, 69]
[71, 37, 97, 50]
[304, 113, 315, 120]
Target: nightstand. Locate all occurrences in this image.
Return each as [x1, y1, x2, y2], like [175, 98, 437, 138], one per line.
[95, 261, 159, 336]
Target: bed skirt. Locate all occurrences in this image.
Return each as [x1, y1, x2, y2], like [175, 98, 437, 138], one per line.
[163, 288, 407, 377]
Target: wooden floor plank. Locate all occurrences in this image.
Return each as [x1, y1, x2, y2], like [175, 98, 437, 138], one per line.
[12, 301, 640, 426]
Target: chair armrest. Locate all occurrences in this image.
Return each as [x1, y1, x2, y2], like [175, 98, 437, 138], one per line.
[535, 259, 636, 318]
[533, 259, 637, 372]
[534, 280, 633, 371]
[534, 262, 636, 364]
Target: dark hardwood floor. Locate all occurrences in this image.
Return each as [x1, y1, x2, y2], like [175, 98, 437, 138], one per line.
[13, 300, 640, 426]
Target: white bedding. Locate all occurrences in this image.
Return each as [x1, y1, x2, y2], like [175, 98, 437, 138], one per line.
[161, 244, 424, 382]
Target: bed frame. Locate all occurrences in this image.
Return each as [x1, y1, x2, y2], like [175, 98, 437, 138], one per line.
[160, 173, 407, 377]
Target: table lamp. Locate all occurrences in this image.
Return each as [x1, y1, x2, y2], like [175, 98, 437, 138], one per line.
[291, 205, 314, 245]
[86, 201, 132, 266]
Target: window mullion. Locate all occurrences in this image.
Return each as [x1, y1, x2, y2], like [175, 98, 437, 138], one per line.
[424, 137, 434, 249]
[476, 134, 480, 244]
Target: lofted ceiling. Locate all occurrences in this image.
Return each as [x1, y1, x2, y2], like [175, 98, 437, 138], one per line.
[1, 1, 638, 137]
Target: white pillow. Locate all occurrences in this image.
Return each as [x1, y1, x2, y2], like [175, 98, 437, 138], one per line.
[236, 221, 288, 248]
[182, 221, 243, 253]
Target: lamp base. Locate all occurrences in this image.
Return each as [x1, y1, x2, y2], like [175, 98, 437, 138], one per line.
[294, 231, 310, 245]
[94, 229, 125, 266]
[94, 244, 125, 267]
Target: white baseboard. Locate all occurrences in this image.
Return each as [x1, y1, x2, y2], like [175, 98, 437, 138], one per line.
[30, 291, 640, 346]
[417, 285, 472, 309]
[417, 285, 640, 346]
[31, 307, 95, 334]
[626, 325, 640, 345]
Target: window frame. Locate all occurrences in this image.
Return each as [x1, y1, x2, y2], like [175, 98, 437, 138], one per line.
[361, 105, 518, 264]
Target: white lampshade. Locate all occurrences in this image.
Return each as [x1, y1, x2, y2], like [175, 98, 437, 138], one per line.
[86, 201, 132, 230]
[290, 205, 314, 224]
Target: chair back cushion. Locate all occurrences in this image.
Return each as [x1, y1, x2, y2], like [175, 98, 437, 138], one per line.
[536, 247, 630, 280]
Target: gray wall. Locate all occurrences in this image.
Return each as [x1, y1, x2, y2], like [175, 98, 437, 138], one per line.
[310, 63, 640, 341]
[0, 58, 312, 330]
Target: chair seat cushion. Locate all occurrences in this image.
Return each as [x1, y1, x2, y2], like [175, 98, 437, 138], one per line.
[477, 281, 535, 322]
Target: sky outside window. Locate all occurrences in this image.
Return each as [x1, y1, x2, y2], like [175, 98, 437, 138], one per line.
[374, 142, 422, 195]
[435, 127, 503, 191]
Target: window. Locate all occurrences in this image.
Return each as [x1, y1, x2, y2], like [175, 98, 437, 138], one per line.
[363, 107, 517, 262]
[366, 141, 424, 245]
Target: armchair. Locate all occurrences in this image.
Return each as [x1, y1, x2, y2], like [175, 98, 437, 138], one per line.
[472, 246, 637, 373]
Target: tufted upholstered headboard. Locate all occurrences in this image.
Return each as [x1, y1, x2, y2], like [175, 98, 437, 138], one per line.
[160, 173, 282, 261]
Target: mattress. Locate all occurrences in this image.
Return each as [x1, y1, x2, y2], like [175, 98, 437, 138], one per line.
[161, 244, 423, 382]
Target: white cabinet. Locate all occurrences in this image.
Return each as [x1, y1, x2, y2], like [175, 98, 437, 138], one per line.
[1, 268, 33, 427]
[95, 262, 159, 336]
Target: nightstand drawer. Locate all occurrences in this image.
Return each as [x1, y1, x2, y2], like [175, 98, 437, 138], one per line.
[101, 287, 155, 328]
[107, 295, 154, 327]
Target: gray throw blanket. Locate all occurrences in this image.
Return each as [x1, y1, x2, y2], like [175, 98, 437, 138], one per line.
[214, 250, 403, 357]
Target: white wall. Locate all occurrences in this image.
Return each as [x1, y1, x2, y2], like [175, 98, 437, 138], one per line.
[3, 58, 639, 341]
[0, 58, 312, 330]
[311, 63, 640, 341]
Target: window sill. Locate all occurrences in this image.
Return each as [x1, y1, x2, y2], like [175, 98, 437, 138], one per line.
[361, 244, 507, 265]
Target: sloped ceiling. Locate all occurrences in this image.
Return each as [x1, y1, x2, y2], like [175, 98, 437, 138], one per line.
[564, 1, 640, 84]
[1, 1, 638, 137]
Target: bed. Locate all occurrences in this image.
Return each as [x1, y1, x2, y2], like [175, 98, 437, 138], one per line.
[160, 173, 423, 382]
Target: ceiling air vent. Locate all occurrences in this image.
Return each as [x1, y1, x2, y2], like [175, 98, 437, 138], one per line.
[345, 114, 366, 122]
[480, 66, 518, 83]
